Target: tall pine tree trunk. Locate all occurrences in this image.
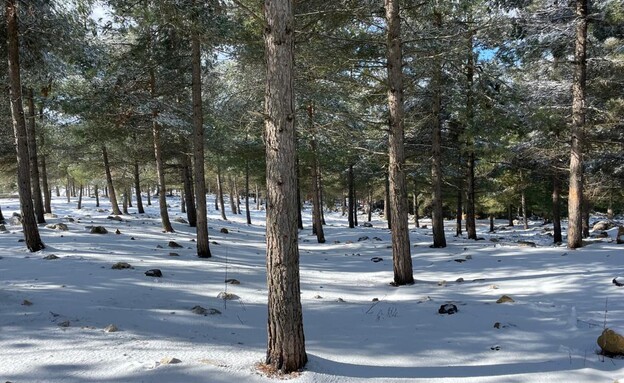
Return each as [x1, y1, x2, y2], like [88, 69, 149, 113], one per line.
[348, 164, 355, 229]
[263, 0, 306, 372]
[455, 187, 462, 237]
[464, 31, 477, 240]
[465, 152, 477, 239]
[296, 157, 303, 229]
[552, 174, 562, 243]
[309, 105, 324, 243]
[26, 88, 45, 223]
[95, 184, 100, 207]
[133, 158, 145, 214]
[245, 160, 251, 225]
[150, 67, 174, 233]
[431, 11, 446, 248]
[521, 188, 529, 229]
[38, 97, 52, 214]
[385, 0, 413, 285]
[217, 162, 227, 220]
[568, 0, 587, 249]
[101, 146, 122, 215]
[6, 0, 44, 252]
[384, 172, 391, 229]
[77, 184, 83, 209]
[182, 154, 197, 227]
[191, 30, 210, 258]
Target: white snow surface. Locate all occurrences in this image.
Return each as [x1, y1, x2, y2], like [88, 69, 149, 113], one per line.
[1, 195, 623, 383]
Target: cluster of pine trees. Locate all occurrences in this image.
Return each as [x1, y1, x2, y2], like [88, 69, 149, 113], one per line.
[1, 0, 623, 373]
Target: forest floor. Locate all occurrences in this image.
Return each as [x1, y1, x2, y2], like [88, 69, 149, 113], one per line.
[1, 195, 623, 383]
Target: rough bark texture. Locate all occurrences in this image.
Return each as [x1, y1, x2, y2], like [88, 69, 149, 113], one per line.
[464, 33, 477, 240]
[567, 0, 587, 249]
[133, 158, 145, 214]
[25, 88, 45, 223]
[431, 11, 446, 248]
[309, 105, 325, 243]
[217, 166, 227, 220]
[95, 184, 100, 207]
[245, 160, 251, 225]
[191, 32, 210, 258]
[37, 102, 52, 214]
[348, 164, 355, 229]
[101, 146, 122, 215]
[296, 157, 303, 229]
[7, 1, 45, 252]
[508, 204, 514, 226]
[150, 68, 173, 233]
[263, 0, 307, 372]
[384, 172, 391, 229]
[78, 185, 83, 210]
[385, 0, 414, 285]
[465, 152, 477, 239]
[552, 175, 562, 243]
[521, 187, 529, 230]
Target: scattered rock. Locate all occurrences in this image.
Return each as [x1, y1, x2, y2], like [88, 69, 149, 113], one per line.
[58, 320, 71, 327]
[174, 217, 188, 224]
[333, 240, 341, 244]
[156, 244, 163, 248]
[314, 295, 323, 299]
[438, 304, 458, 315]
[111, 262, 132, 270]
[489, 284, 499, 289]
[104, 324, 118, 333]
[169, 252, 180, 257]
[337, 297, 345, 302]
[372, 298, 379, 302]
[493, 322, 501, 329]
[489, 238, 499, 243]
[0, 224, 6, 232]
[496, 295, 514, 304]
[454, 259, 466, 263]
[130, 237, 135, 240]
[217, 292, 239, 300]
[115, 229, 121, 235]
[191, 305, 220, 315]
[211, 241, 219, 245]
[96, 209, 106, 213]
[22, 299, 33, 306]
[44, 213, 58, 219]
[225, 278, 240, 285]
[456, 278, 464, 283]
[593, 221, 615, 231]
[517, 240, 537, 247]
[421, 225, 428, 229]
[465, 254, 473, 260]
[438, 280, 447, 287]
[490, 345, 501, 351]
[9, 213, 22, 225]
[597, 328, 624, 356]
[358, 236, 369, 241]
[107, 215, 123, 221]
[372, 237, 382, 241]
[160, 357, 182, 365]
[90, 226, 108, 234]
[168, 241, 182, 248]
[46, 223, 68, 231]
[345, 240, 353, 244]
[43, 254, 60, 260]
[363, 222, 373, 227]
[613, 277, 624, 287]
[220, 228, 229, 234]
[371, 257, 383, 263]
[476, 237, 485, 241]
[145, 269, 163, 277]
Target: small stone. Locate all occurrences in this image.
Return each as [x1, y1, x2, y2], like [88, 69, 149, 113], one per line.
[456, 277, 464, 283]
[211, 241, 218, 245]
[217, 292, 239, 300]
[111, 262, 132, 270]
[58, 320, 71, 327]
[220, 228, 229, 234]
[358, 236, 369, 241]
[454, 259, 466, 263]
[104, 324, 118, 333]
[191, 305, 207, 315]
[372, 298, 379, 302]
[207, 308, 221, 315]
[465, 254, 473, 260]
[115, 229, 121, 235]
[371, 257, 383, 263]
[0, 224, 6, 232]
[597, 328, 624, 356]
[490, 345, 501, 351]
[496, 295, 514, 304]
[160, 357, 182, 365]
[493, 322, 501, 329]
[90, 226, 108, 234]
[517, 240, 536, 247]
[22, 299, 33, 306]
[337, 297, 345, 302]
[169, 252, 180, 257]
[130, 237, 135, 240]
[372, 237, 382, 241]
[107, 215, 123, 221]
[174, 217, 188, 224]
[422, 225, 428, 229]
[145, 269, 163, 277]
[225, 278, 240, 285]
[43, 254, 60, 260]
[613, 277, 624, 287]
[363, 222, 373, 227]
[438, 280, 447, 286]
[46, 223, 68, 231]
[438, 304, 458, 315]
[314, 295, 323, 299]
[489, 238, 499, 243]
[168, 241, 182, 248]
[156, 244, 163, 248]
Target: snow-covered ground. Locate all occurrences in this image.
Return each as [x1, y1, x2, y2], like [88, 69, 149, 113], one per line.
[1, 195, 623, 383]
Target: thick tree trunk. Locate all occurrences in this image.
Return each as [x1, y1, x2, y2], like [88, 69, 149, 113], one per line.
[101, 146, 122, 215]
[348, 164, 355, 229]
[263, 0, 307, 372]
[127, 186, 133, 207]
[182, 154, 197, 227]
[431, 11, 446, 248]
[191, 31, 210, 257]
[150, 68, 174, 233]
[133, 159, 145, 214]
[25, 88, 45, 223]
[0, 206, 4, 223]
[413, 180, 420, 228]
[552, 175, 562, 243]
[568, 0, 587, 249]
[309, 105, 325, 242]
[464, 32, 477, 240]
[245, 160, 251, 225]
[385, 0, 413, 285]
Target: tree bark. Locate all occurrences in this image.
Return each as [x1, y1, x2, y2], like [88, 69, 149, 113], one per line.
[348, 164, 355, 229]
[77, 184, 83, 209]
[521, 187, 529, 230]
[101, 146, 122, 215]
[37, 100, 52, 214]
[133, 158, 145, 214]
[319, 170, 326, 225]
[455, 187, 462, 237]
[582, 197, 590, 238]
[25, 88, 45, 223]
[263, 0, 307, 372]
[150, 67, 174, 233]
[309, 105, 325, 243]
[384, 172, 391, 229]
[367, 188, 372, 222]
[489, 214, 495, 233]
[245, 159, 251, 225]
[413, 180, 420, 228]
[217, 165, 227, 220]
[191, 30, 210, 257]
[229, 176, 237, 214]
[182, 154, 197, 227]
[465, 152, 477, 239]
[431, 11, 446, 248]
[353, 187, 358, 226]
[95, 184, 100, 207]
[464, 32, 477, 240]
[552, 174, 562, 243]
[235, 177, 241, 214]
[296, 157, 303, 229]
[123, 188, 129, 214]
[567, 0, 587, 249]
[385, 0, 413, 285]
[508, 204, 514, 226]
